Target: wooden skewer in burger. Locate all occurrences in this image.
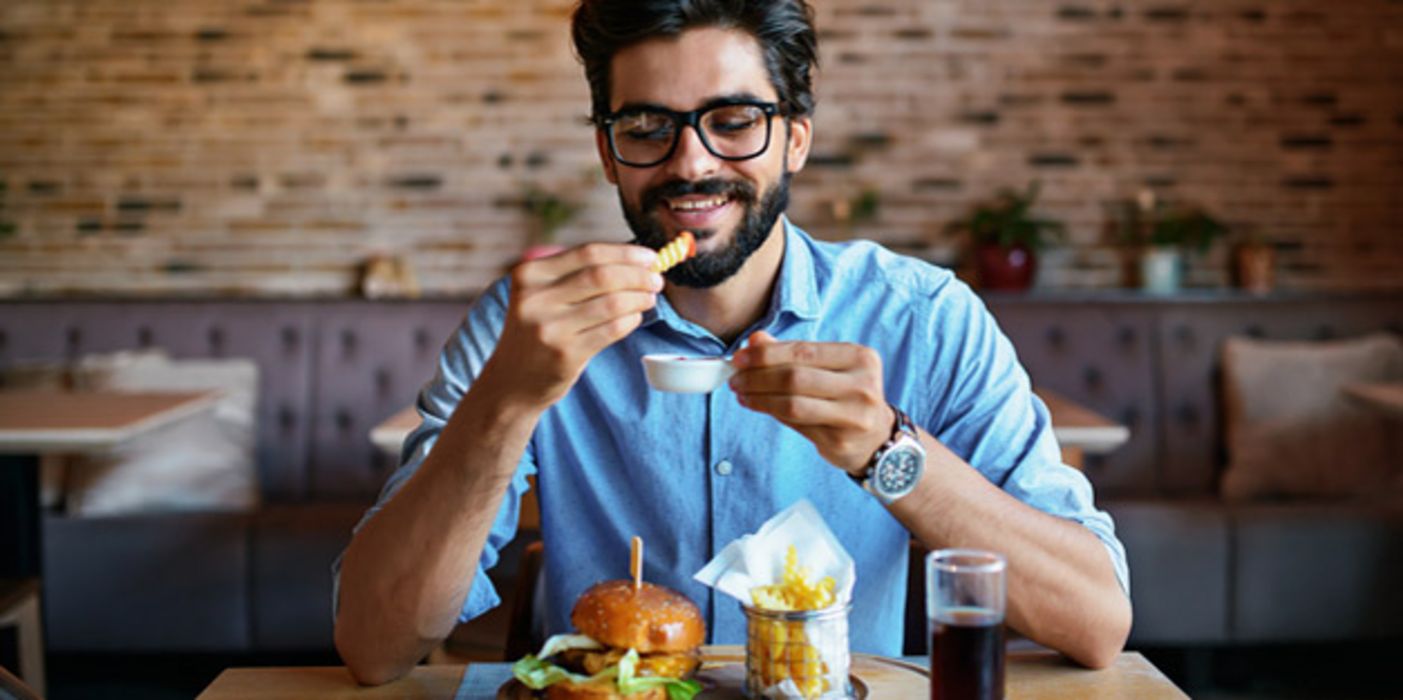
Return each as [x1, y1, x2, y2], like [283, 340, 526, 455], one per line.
[509, 536, 706, 700]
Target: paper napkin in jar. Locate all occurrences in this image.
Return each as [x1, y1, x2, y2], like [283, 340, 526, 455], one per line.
[693, 499, 855, 606]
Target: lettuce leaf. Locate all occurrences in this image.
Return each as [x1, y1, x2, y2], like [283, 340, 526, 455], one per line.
[616, 649, 704, 700]
[511, 654, 619, 690]
[536, 633, 604, 659]
[511, 644, 701, 700]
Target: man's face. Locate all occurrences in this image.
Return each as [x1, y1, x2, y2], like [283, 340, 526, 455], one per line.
[598, 28, 811, 288]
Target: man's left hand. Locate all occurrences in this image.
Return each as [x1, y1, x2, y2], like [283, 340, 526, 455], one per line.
[729, 330, 895, 474]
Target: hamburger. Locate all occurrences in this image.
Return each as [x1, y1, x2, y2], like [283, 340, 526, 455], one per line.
[511, 579, 706, 700]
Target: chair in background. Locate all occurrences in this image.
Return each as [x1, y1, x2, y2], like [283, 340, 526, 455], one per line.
[503, 541, 545, 661]
[0, 579, 43, 698]
[0, 664, 43, 700]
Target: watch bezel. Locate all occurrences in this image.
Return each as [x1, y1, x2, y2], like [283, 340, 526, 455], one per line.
[860, 406, 925, 504]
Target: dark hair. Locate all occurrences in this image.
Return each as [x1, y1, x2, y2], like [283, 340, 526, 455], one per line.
[571, 0, 818, 122]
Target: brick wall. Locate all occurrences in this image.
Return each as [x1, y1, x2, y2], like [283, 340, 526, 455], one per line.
[1, 0, 1400, 296]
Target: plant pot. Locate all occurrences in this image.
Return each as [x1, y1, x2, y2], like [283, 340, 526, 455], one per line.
[1139, 247, 1182, 294]
[974, 244, 1037, 291]
[1233, 243, 1275, 295]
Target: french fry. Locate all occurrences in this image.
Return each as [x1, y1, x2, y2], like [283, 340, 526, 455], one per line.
[652, 230, 696, 273]
[748, 546, 840, 699]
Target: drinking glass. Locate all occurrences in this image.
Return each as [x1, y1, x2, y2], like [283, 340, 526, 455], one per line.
[926, 549, 1006, 700]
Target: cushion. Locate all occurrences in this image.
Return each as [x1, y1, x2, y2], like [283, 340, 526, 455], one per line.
[64, 351, 261, 516]
[1220, 333, 1403, 501]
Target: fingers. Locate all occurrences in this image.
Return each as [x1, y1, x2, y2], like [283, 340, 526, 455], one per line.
[576, 311, 646, 350]
[512, 243, 657, 287]
[560, 291, 659, 336]
[733, 335, 879, 373]
[735, 393, 852, 428]
[545, 263, 664, 306]
[729, 364, 854, 401]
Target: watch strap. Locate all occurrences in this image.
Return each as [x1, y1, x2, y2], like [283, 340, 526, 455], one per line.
[848, 404, 904, 483]
[853, 405, 921, 495]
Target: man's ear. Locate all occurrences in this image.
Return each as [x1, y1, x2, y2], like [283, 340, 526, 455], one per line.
[784, 115, 813, 174]
[595, 129, 619, 185]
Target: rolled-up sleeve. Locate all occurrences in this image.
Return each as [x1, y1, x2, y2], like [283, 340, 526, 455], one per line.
[331, 278, 541, 622]
[922, 283, 1129, 595]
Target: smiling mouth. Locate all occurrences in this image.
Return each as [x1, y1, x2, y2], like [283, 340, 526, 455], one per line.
[665, 195, 730, 212]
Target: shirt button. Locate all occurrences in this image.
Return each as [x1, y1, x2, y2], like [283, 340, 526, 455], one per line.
[715, 460, 734, 476]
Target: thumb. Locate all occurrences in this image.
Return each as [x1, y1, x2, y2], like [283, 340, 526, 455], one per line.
[733, 330, 777, 369]
[746, 330, 778, 346]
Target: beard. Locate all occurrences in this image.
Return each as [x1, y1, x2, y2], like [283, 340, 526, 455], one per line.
[622, 171, 791, 288]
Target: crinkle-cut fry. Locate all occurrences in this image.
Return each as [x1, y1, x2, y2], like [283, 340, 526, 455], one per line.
[748, 545, 842, 699]
[652, 230, 696, 273]
[750, 545, 837, 611]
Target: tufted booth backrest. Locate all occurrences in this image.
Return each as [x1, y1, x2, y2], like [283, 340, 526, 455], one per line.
[307, 302, 470, 498]
[4, 294, 1399, 503]
[0, 300, 470, 502]
[1152, 297, 1403, 495]
[986, 293, 1403, 499]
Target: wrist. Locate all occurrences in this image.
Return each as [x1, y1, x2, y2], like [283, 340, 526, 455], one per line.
[471, 359, 551, 426]
[846, 404, 900, 478]
[852, 404, 926, 506]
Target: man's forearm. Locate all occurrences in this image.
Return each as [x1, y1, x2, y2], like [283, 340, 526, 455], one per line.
[890, 433, 1132, 669]
[334, 367, 544, 685]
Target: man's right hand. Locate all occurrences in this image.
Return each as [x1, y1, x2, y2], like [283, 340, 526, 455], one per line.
[487, 242, 662, 408]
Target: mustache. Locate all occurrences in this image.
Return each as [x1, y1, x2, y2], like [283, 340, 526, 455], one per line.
[640, 178, 756, 214]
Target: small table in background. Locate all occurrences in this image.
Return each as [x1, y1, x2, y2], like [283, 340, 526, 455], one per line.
[0, 389, 216, 697]
[369, 405, 420, 458]
[0, 390, 217, 579]
[1036, 389, 1130, 470]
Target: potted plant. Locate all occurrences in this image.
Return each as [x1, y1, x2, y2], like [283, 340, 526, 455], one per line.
[1113, 190, 1228, 294]
[946, 182, 1064, 290]
[520, 184, 579, 261]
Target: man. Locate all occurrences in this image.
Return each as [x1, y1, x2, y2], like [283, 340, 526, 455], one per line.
[335, 0, 1131, 685]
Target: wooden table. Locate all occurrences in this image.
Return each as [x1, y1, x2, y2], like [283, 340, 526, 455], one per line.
[369, 405, 420, 457]
[0, 390, 217, 579]
[1342, 381, 1403, 419]
[1037, 389, 1130, 470]
[198, 648, 1187, 699]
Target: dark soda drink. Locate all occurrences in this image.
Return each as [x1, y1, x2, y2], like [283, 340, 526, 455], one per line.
[930, 606, 1004, 700]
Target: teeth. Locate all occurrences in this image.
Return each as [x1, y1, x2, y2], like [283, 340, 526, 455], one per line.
[669, 196, 727, 211]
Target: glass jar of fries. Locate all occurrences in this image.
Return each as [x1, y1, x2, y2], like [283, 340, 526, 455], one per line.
[741, 602, 853, 699]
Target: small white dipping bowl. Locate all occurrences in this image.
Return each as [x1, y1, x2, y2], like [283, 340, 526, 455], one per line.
[642, 354, 736, 393]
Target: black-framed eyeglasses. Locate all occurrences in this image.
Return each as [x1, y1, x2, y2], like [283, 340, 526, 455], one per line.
[598, 101, 782, 168]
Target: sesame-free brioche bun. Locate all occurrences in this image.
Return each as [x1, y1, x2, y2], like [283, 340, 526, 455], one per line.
[570, 580, 705, 654]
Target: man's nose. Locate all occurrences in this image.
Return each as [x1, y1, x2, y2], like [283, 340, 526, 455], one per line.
[663, 124, 721, 181]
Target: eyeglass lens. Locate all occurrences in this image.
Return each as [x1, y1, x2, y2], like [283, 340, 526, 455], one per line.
[610, 104, 772, 166]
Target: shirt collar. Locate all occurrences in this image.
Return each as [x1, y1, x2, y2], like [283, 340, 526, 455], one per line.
[641, 217, 822, 337]
[771, 217, 822, 322]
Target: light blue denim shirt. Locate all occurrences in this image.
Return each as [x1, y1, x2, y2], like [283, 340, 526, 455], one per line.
[344, 219, 1127, 657]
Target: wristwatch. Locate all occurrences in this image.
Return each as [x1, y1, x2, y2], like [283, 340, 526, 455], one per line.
[854, 405, 926, 506]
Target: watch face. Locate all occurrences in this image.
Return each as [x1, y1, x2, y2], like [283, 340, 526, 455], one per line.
[876, 445, 922, 494]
